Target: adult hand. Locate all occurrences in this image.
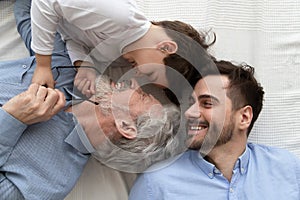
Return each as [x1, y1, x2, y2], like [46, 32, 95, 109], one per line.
[2, 83, 66, 125]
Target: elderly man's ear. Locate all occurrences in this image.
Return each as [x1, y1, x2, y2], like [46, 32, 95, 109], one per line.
[115, 119, 137, 139]
[157, 41, 178, 54]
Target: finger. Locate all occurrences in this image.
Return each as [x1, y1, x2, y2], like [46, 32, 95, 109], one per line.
[43, 88, 59, 108]
[75, 78, 87, 92]
[84, 91, 92, 99]
[36, 85, 49, 102]
[74, 75, 84, 86]
[81, 80, 91, 96]
[26, 83, 40, 95]
[90, 80, 96, 95]
[51, 89, 66, 114]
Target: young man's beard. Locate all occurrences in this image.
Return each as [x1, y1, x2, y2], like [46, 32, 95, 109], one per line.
[187, 115, 235, 156]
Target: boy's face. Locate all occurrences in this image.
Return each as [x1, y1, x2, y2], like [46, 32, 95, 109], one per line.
[122, 48, 168, 87]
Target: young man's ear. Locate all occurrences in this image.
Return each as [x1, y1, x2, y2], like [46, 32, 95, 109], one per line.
[238, 105, 253, 130]
[157, 40, 178, 54]
[115, 119, 137, 139]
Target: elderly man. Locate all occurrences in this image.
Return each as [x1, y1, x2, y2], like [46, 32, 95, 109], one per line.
[129, 60, 300, 199]
[0, 52, 179, 200]
[0, 3, 180, 200]
[0, 62, 180, 197]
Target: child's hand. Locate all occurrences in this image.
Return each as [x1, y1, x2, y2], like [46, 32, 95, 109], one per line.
[74, 67, 96, 98]
[31, 65, 55, 88]
[33, 54, 55, 88]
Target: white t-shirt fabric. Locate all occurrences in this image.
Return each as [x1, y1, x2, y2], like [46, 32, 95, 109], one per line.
[31, 0, 151, 71]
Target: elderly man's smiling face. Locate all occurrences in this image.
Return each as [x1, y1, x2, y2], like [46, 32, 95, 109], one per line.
[71, 75, 165, 147]
[95, 75, 163, 122]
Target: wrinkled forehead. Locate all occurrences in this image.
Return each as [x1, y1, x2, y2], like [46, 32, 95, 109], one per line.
[96, 74, 166, 116]
[112, 86, 162, 108]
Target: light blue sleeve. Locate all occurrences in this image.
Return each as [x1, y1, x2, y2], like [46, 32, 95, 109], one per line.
[0, 108, 27, 167]
[14, 0, 34, 56]
[294, 154, 300, 198]
[129, 173, 155, 200]
[14, 0, 68, 58]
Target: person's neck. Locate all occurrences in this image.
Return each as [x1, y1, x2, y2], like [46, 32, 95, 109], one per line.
[66, 101, 116, 148]
[204, 135, 247, 182]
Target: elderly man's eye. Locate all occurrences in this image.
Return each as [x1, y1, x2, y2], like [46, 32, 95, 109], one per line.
[130, 61, 137, 67]
[189, 96, 195, 106]
[114, 80, 132, 91]
[141, 93, 146, 99]
[140, 92, 149, 100]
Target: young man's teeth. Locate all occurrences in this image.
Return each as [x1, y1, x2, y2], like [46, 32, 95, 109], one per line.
[191, 126, 204, 130]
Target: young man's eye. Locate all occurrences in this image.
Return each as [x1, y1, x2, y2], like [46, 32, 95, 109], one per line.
[202, 100, 213, 108]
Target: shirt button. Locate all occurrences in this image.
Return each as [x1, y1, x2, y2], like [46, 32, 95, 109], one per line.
[241, 168, 245, 173]
[22, 65, 27, 69]
[230, 188, 234, 193]
[208, 173, 213, 178]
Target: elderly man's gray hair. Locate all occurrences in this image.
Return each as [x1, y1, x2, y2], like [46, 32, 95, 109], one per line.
[92, 103, 183, 173]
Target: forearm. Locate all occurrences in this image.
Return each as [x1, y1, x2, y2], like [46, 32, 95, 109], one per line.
[74, 60, 93, 67]
[35, 53, 52, 68]
[0, 109, 27, 167]
[14, 0, 34, 55]
[33, 53, 54, 87]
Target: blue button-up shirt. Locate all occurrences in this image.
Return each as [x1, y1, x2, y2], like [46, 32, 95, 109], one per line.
[129, 143, 300, 200]
[0, 56, 92, 199]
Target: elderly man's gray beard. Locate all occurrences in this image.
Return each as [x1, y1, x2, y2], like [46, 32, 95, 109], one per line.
[94, 75, 113, 115]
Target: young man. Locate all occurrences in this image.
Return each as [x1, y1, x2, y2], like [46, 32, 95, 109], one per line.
[129, 60, 300, 199]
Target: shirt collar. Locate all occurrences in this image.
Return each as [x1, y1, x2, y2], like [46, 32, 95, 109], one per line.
[23, 56, 35, 68]
[233, 145, 250, 175]
[64, 116, 95, 154]
[190, 145, 250, 179]
[61, 87, 81, 107]
[190, 150, 217, 179]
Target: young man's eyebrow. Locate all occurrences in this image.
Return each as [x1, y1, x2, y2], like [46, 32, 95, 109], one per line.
[197, 94, 219, 103]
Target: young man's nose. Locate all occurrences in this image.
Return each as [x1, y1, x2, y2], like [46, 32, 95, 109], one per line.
[185, 103, 201, 119]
